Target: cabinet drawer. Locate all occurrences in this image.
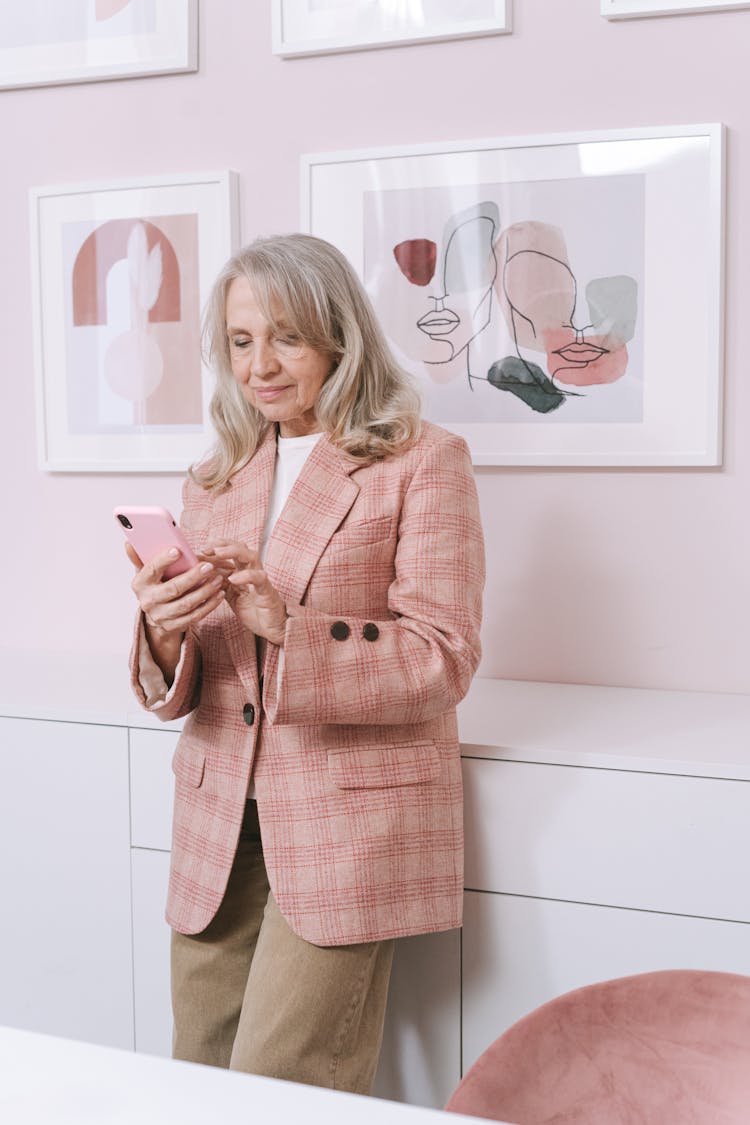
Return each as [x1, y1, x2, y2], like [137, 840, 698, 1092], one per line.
[461, 890, 750, 1075]
[130, 728, 179, 850]
[463, 757, 750, 921]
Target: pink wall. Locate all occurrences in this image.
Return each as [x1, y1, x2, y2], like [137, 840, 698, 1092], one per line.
[1, 0, 748, 692]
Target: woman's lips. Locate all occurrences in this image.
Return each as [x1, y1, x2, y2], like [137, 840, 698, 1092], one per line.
[252, 385, 290, 401]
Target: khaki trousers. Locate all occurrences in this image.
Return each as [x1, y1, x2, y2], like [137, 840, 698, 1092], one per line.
[171, 800, 395, 1094]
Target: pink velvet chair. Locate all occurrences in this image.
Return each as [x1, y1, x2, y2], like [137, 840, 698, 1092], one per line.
[445, 970, 750, 1125]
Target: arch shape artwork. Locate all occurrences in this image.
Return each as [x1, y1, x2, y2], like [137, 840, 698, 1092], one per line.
[72, 218, 181, 326]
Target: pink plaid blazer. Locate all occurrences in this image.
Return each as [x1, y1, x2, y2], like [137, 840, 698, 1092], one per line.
[131, 421, 485, 946]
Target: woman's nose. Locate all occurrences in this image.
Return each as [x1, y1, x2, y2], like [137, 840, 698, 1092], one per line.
[250, 338, 279, 376]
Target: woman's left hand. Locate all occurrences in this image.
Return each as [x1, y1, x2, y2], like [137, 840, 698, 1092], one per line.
[203, 540, 288, 646]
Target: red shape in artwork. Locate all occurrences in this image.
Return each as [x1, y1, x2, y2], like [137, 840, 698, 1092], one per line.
[393, 239, 437, 286]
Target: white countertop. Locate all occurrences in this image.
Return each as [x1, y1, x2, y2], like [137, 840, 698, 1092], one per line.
[0, 1026, 504, 1125]
[0, 648, 182, 730]
[1, 647, 749, 780]
[457, 677, 750, 780]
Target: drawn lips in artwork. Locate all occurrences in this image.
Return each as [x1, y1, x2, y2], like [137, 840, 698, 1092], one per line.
[416, 308, 460, 336]
[552, 342, 608, 365]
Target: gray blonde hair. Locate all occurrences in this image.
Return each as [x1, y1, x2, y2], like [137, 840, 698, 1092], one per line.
[192, 233, 422, 490]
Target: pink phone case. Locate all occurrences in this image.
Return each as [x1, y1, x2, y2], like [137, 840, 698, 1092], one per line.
[114, 506, 199, 579]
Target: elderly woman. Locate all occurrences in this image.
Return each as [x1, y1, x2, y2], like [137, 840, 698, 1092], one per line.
[127, 233, 485, 1095]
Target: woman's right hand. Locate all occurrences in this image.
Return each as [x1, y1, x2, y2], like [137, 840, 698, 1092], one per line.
[126, 543, 226, 682]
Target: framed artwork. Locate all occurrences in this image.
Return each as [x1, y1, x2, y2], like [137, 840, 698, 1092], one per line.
[602, 1, 750, 16]
[0, 0, 198, 90]
[302, 124, 725, 467]
[272, 0, 511, 58]
[30, 170, 239, 472]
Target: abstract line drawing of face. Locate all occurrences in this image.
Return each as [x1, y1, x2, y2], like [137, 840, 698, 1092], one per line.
[496, 220, 638, 388]
[368, 200, 500, 386]
[483, 221, 638, 414]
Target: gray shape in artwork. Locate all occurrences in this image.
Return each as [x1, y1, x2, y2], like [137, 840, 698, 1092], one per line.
[585, 275, 638, 345]
[442, 202, 500, 295]
[488, 356, 566, 414]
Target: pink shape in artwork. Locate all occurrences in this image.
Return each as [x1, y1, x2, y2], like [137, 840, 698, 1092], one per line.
[543, 327, 629, 386]
[96, 0, 131, 20]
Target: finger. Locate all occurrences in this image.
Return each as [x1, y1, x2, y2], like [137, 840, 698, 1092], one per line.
[133, 562, 217, 613]
[140, 546, 188, 584]
[145, 574, 224, 627]
[125, 542, 144, 570]
[139, 551, 213, 589]
[210, 542, 258, 567]
[227, 568, 282, 607]
[227, 567, 266, 588]
[156, 563, 220, 603]
[151, 587, 226, 632]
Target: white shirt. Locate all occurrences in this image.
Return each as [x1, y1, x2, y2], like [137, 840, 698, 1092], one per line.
[260, 431, 322, 561]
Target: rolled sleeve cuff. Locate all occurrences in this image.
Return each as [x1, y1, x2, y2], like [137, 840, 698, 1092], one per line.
[136, 618, 188, 710]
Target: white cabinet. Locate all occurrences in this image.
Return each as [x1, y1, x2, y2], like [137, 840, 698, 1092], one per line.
[0, 716, 133, 1048]
[129, 729, 176, 851]
[129, 728, 178, 1058]
[131, 848, 172, 1056]
[2, 658, 749, 1113]
[463, 756, 750, 921]
[373, 929, 461, 1108]
[457, 679, 750, 1078]
[461, 891, 750, 1073]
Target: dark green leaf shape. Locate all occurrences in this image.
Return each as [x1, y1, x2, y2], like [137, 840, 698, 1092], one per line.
[487, 357, 566, 414]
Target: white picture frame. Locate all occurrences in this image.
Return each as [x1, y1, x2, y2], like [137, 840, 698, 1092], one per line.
[302, 124, 725, 467]
[602, 1, 750, 18]
[272, 0, 511, 58]
[0, 0, 198, 90]
[30, 170, 240, 473]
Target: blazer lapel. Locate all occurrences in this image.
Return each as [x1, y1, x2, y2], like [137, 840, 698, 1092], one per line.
[264, 434, 359, 605]
[212, 426, 276, 695]
[212, 425, 277, 550]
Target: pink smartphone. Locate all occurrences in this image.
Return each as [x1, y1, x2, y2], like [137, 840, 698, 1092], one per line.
[114, 506, 199, 580]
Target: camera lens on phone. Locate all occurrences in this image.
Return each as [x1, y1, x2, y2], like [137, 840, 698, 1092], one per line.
[117, 514, 133, 529]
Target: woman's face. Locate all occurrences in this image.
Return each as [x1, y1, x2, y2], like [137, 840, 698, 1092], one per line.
[225, 276, 333, 437]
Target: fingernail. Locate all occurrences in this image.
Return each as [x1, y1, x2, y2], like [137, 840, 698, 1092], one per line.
[200, 563, 213, 573]
[168, 548, 179, 557]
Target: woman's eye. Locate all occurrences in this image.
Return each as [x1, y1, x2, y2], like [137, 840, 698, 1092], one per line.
[232, 338, 251, 349]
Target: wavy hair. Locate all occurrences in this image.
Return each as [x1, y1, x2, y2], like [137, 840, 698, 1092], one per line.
[191, 233, 422, 490]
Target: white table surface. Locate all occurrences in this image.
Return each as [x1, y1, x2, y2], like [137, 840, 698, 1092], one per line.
[0, 1026, 511, 1125]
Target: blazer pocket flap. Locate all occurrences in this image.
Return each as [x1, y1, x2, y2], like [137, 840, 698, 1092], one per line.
[171, 741, 206, 789]
[330, 516, 396, 550]
[328, 743, 440, 790]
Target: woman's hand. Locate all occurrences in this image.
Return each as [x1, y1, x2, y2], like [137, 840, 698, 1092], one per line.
[126, 542, 226, 682]
[204, 540, 288, 647]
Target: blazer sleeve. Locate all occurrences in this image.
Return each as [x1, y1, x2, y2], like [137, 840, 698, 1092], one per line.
[128, 477, 205, 722]
[262, 432, 485, 727]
